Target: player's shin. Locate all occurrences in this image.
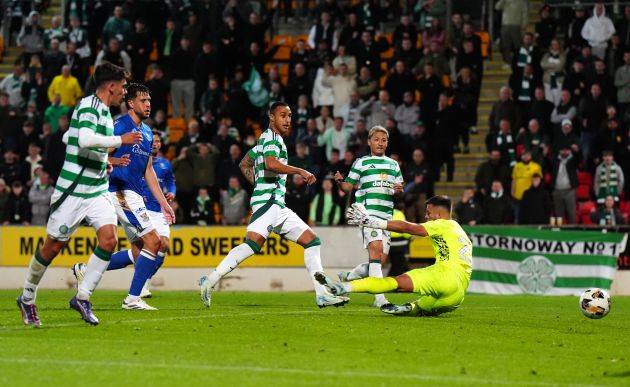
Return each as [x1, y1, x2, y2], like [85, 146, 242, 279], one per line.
[77, 247, 112, 300]
[368, 259, 389, 305]
[303, 238, 328, 295]
[107, 249, 134, 270]
[346, 262, 369, 280]
[126, 249, 158, 300]
[206, 241, 257, 288]
[20, 250, 50, 304]
[349, 277, 398, 294]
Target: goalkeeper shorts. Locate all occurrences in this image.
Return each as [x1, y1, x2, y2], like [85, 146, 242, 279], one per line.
[405, 265, 469, 316]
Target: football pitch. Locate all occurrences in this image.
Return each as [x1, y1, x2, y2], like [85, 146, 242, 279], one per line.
[1, 290, 629, 386]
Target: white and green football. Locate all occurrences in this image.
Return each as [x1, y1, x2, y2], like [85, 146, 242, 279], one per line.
[579, 288, 611, 319]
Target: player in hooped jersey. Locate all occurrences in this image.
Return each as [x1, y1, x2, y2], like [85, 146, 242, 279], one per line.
[73, 83, 175, 310]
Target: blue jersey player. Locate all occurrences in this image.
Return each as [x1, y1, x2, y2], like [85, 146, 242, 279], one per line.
[73, 83, 175, 310]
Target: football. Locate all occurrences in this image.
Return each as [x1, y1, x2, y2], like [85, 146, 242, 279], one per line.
[579, 288, 612, 319]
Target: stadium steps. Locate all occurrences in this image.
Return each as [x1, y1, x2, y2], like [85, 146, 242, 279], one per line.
[0, 0, 61, 80]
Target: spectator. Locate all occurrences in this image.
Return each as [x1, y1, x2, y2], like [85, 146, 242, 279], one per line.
[388, 202, 411, 277]
[190, 187, 216, 226]
[355, 66, 378, 100]
[535, 5, 556, 50]
[170, 38, 196, 120]
[348, 118, 369, 157]
[94, 38, 132, 73]
[394, 91, 420, 136]
[44, 38, 65, 80]
[286, 174, 310, 222]
[332, 45, 356, 76]
[43, 115, 68, 181]
[308, 11, 337, 50]
[0, 179, 8, 221]
[199, 78, 224, 117]
[353, 0, 381, 29]
[578, 83, 607, 160]
[615, 50, 630, 118]
[339, 91, 362, 133]
[64, 42, 87, 86]
[616, 6, 630, 48]
[47, 65, 82, 106]
[594, 151, 625, 203]
[456, 36, 483, 82]
[28, 169, 53, 225]
[17, 11, 44, 59]
[360, 90, 395, 129]
[488, 119, 517, 167]
[221, 177, 248, 225]
[0, 150, 30, 185]
[23, 142, 42, 181]
[540, 39, 565, 106]
[453, 66, 479, 151]
[510, 63, 539, 110]
[415, 41, 449, 79]
[145, 65, 169, 117]
[551, 90, 577, 129]
[422, 18, 446, 52]
[529, 86, 554, 135]
[127, 18, 152, 81]
[393, 14, 418, 49]
[433, 93, 458, 181]
[454, 187, 482, 226]
[475, 149, 511, 197]
[67, 15, 91, 63]
[488, 86, 520, 135]
[552, 146, 579, 224]
[594, 118, 626, 162]
[0, 62, 26, 108]
[552, 119, 580, 156]
[213, 123, 237, 157]
[309, 176, 341, 226]
[408, 122, 430, 154]
[511, 151, 542, 222]
[567, 6, 588, 60]
[385, 60, 415, 106]
[286, 63, 312, 106]
[318, 117, 350, 162]
[195, 42, 221, 104]
[350, 30, 387, 79]
[158, 18, 180, 71]
[172, 147, 195, 224]
[392, 37, 421, 72]
[21, 70, 47, 111]
[338, 12, 363, 48]
[403, 148, 432, 222]
[516, 119, 547, 164]
[290, 39, 310, 69]
[102, 5, 132, 47]
[481, 180, 513, 224]
[312, 64, 335, 109]
[2, 181, 31, 225]
[588, 59, 615, 102]
[564, 59, 588, 101]
[512, 33, 541, 79]
[519, 173, 552, 224]
[414, 0, 446, 31]
[590, 195, 625, 225]
[496, 0, 528, 65]
[581, 2, 615, 60]
[218, 144, 245, 190]
[323, 63, 356, 117]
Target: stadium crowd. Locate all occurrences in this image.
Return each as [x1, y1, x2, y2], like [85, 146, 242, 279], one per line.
[0, 0, 627, 227]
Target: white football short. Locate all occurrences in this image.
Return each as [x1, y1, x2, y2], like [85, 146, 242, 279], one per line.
[361, 227, 391, 255]
[46, 190, 117, 241]
[111, 190, 155, 243]
[247, 203, 309, 242]
[148, 210, 170, 238]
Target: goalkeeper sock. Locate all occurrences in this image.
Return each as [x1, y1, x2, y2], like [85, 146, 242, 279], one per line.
[303, 238, 328, 296]
[368, 260, 388, 304]
[77, 247, 112, 300]
[346, 263, 369, 280]
[127, 249, 158, 299]
[207, 241, 256, 288]
[21, 250, 50, 305]
[107, 250, 134, 270]
[348, 277, 398, 294]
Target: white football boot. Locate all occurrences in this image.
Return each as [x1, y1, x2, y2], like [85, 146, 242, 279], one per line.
[122, 297, 158, 310]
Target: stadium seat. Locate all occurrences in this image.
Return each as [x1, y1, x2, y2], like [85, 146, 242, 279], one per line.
[475, 31, 490, 59]
[271, 35, 292, 61]
[577, 171, 593, 187]
[167, 118, 186, 143]
[576, 184, 591, 201]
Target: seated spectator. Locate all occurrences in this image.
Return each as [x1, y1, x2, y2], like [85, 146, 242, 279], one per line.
[511, 151, 543, 222]
[540, 39, 565, 106]
[355, 66, 378, 100]
[2, 181, 31, 225]
[361, 90, 395, 130]
[590, 195, 626, 225]
[581, 2, 615, 60]
[47, 65, 82, 107]
[594, 150, 625, 204]
[221, 177, 248, 225]
[190, 186, 215, 226]
[394, 91, 420, 136]
[385, 60, 415, 106]
[28, 169, 53, 225]
[519, 173, 552, 224]
[454, 187, 482, 226]
[95, 38, 132, 73]
[318, 117, 349, 162]
[285, 175, 310, 222]
[481, 180, 513, 224]
[0, 179, 8, 221]
[323, 63, 356, 117]
[552, 146, 579, 224]
[309, 176, 341, 226]
[289, 142, 314, 174]
[415, 41, 449, 79]
[475, 149, 511, 198]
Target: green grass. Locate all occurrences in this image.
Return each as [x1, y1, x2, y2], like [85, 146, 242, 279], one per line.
[1, 290, 629, 386]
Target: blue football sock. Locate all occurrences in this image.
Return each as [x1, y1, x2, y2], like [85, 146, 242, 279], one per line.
[107, 250, 133, 271]
[129, 250, 157, 297]
[149, 251, 165, 278]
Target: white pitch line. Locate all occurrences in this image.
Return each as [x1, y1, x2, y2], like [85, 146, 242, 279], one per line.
[0, 357, 596, 387]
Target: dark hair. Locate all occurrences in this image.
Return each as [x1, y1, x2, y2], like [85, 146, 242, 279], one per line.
[269, 101, 289, 114]
[425, 195, 452, 211]
[124, 82, 150, 106]
[92, 61, 129, 89]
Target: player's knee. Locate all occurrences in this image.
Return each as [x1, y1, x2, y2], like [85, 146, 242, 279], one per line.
[395, 274, 414, 292]
[143, 232, 161, 254]
[159, 237, 170, 253]
[302, 236, 321, 249]
[98, 234, 118, 252]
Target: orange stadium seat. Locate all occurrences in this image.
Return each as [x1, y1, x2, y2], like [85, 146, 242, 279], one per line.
[475, 31, 490, 59]
[167, 118, 186, 143]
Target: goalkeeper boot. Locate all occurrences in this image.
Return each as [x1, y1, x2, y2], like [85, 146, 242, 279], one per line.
[380, 301, 422, 316]
[314, 272, 349, 296]
[72, 263, 86, 286]
[198, 276, 212, 307]
[316, 294, 349, 308]
[373, 297, 391, 308]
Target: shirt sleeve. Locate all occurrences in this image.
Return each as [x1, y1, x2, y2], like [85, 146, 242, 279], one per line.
[421, 220, 442, 237]
[394, 163, 404, 184]
[247, 147, 256, 160]
[345, 159, 362, 184]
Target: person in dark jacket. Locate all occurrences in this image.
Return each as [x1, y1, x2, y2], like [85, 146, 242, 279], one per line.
[454, 187, 482, 226]
[481, 180, 513, 224]
[551, 147, 579, 224]
[578, 83, 607, 161]
[431, 94, 459, 181]
[474, 149, 512, 197]
[519, 174, 552, 224]
[285, 174, 310, 223]
[190, 186, 216, 225]
[2, 180, 31, 225]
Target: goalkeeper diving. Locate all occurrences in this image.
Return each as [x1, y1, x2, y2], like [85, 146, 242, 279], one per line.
[315, 195, 472, 316]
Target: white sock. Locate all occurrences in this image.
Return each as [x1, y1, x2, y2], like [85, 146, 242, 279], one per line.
[21, 253, 49, 304]
[77, 250, 111, 300]
[369, 261, 388, 304]
[207, 243, 255, 288]
[347, 263, 369, 280]
[304, 242, 327, 296]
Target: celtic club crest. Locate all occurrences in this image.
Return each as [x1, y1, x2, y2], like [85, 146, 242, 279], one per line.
[516, 255, 557, 294]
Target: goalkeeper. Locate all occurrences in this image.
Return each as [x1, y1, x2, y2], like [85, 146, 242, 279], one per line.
[315, 195, 473, 316]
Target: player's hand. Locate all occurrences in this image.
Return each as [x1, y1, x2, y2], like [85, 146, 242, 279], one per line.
[333, 171, 344, 183]
[300, 170, 316, 185]
[393, 183, 404, 194]
[346, 203, 370, 226]
[121, 131, 143, 145]
[109, 154, 131, 167]
[106, 160, 113, 175]
[165, 192, 175, 202]
[162, 202, 176, 225]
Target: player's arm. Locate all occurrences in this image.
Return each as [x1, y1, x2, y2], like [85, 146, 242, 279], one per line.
[239, 151, 255, 185]
[145, 157, 175, 224]
[384, 220, 427, 237]
[335, 159, 361, 193]
[265, 156, 316, 185]
[346, 204, 428, 236]
[108, 154, 131, 167]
